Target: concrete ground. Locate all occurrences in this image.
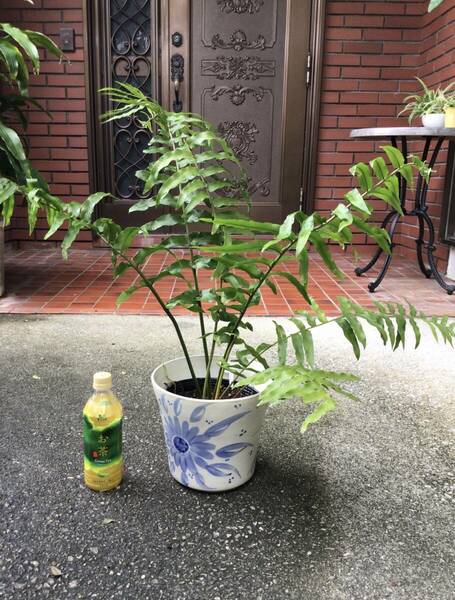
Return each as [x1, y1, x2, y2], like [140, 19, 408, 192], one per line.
[0, 314, 454, 600]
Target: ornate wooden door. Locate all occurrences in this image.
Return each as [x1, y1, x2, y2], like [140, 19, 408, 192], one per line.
[86, 0, 312, 225]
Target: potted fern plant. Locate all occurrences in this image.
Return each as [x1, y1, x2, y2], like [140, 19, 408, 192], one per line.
[399, 77, 455, 128]
[1, 84, 453, 492]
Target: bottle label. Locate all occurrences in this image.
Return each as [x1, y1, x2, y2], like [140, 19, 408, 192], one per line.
[83, 415, 122, 466]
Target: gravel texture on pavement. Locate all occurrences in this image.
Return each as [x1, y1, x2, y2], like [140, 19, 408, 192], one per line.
[0, 314, 454, 600]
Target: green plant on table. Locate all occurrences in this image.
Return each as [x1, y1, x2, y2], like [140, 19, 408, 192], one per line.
[399, 77, 455, 123]
[1, 84, 453, 432]
[428, 0, 444, 11]
[0, 19, 63, 226]
[444, 94, 455, 109]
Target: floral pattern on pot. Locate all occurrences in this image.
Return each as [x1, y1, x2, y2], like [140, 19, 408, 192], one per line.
[159, 396, 255, 490]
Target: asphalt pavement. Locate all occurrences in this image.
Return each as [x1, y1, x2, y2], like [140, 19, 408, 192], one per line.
[0, 314, 454, 600]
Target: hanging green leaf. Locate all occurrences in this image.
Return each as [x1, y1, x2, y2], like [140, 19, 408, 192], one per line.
[116, 284, 141, 307]
[1, 24, 40, 72]
[297, 250, 308, 290]
[381, 145, 405, 170]
[44, 213, 66, 240]
[339, 319, 361, 359]
[140, 213, 183, 232]
[310, 231, 344, 279]
[1, 192, 15, 226]
[290, 318, 315, 367]
[25, 30, 62, 59]
[0, 39, 23, 82]
[370, 156, 389, 181]
[156, 166, 199, 202]
[296, 215, 314, 256]
[400, 164, 414, 187]
[274, 322, 288, 366]
[210, 216, 280, 235]
[291, 333, 305, 366]
[350, 162, 373, 193]
[369, 185, 402, 214]
[301, 397, 337, 433]
[79, 192, 111, 221]
[333, 203, 353, 232]
[61, 222, 84, 259]
[352, 216, 391, 254]
[344, 188, 371, 215]
[0, 120, 27, 163]
[275, 271, 312, 305]
[117, 227, 139, 251]
[277, 212, 297, 241]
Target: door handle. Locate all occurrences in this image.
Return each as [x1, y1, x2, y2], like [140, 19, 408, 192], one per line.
[171, 54, 184, 113]
[173, 77, 182, 113]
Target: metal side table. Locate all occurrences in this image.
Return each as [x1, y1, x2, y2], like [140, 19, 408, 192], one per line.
[350, 127, 455, 295]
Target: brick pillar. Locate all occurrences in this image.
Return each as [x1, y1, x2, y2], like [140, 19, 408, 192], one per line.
[315, 1, 425, 252]
[1, 0, 91, 246]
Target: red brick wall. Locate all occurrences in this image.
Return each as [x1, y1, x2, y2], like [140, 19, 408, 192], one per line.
[3, 0, 91, 246]
[398, 0, 455, 266]
[316, 0, 424, 248]
[315, 0, 454, 269]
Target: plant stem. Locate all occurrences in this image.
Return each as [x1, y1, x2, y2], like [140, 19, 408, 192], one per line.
[166, 120, 210, 383]
[185, 223, 210, 368]
[178, 124, 221, 387]
[213, 240, 295, 399]
[202, 320, 218, 398]
[98, 234, 202, 395]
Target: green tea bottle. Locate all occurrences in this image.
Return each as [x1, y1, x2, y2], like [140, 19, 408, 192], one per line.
[83, 372, 123, 492]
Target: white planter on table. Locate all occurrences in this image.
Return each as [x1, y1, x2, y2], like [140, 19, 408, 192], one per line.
[422, 113, 445, 128]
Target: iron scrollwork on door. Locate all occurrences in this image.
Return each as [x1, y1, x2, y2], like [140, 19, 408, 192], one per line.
[211, 30, 266, 52]
[110, 0, 154, 200]
[217, 120, 270, 197]
[211, 84, 265, 105]
[217, 0, 264, 14]
[218, 120, 259, 165]
[201, 56, 276, 80]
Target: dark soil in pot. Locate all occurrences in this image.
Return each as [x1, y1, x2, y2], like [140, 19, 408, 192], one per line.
[165, 377, 257, 400]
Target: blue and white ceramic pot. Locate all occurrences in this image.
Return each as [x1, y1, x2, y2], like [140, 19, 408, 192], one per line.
[151, 356, 267, 492]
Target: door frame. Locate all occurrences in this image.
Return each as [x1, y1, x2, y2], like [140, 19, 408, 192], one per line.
[83, 0, 325, 222]
[301, 0, 326, 214]
[280, 0, 313, 219]
[83, 0, 115, 203]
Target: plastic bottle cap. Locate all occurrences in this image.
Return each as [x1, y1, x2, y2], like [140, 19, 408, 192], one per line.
[93, 371, 112, 390]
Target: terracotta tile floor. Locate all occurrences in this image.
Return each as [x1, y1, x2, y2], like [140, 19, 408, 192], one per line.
[0, 247, 454, 316]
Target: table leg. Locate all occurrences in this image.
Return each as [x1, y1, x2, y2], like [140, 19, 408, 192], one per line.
[354, 211, 395, 277]
[414, 137, 455, 295]
[366, 211, 401, 293]
[355, 135, 454, 294]
[419, 209, 455, 295]
[415, 213, 432, 278]
[354, 136, 406, 291]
